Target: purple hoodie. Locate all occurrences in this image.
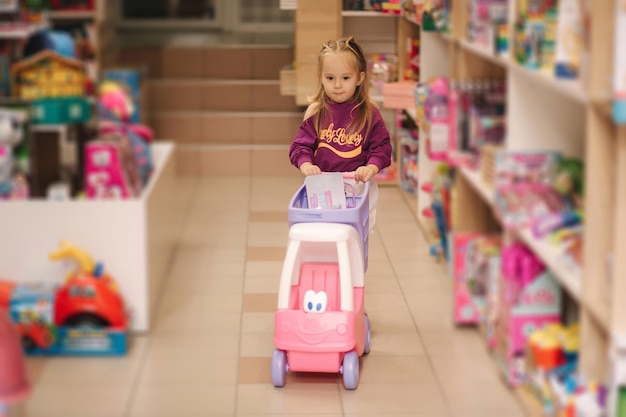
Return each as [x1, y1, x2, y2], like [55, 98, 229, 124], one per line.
[289, 100, 392, 173]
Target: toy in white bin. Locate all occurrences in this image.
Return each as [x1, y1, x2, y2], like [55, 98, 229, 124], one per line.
[272, 176, 372, 390]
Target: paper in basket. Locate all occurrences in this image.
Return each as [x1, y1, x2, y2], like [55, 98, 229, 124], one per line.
[304, 172, 347, 209]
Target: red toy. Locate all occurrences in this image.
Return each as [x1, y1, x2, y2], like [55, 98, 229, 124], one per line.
[48, 241, 127, 329]
[0, 241, 128, 353]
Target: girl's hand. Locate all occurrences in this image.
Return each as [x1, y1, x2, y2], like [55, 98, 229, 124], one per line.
[300, 162, 322, 176]
[354, 165, 379, 183]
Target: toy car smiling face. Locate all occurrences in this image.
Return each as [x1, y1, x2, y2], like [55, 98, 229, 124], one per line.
[303, 290, 328, 313]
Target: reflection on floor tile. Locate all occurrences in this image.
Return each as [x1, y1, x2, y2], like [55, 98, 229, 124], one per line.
[246, 246, 286, 261]
[242, 293, 277, 312]
[17, 175, 525, 417]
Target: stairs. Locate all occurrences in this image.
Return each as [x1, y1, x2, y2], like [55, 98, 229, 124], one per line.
[117, 42, 304, 176]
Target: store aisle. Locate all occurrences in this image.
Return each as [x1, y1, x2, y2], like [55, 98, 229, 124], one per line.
[17, 175, 526, 417]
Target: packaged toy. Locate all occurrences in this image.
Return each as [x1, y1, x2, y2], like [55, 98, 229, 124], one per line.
[0, 241, 128, 356]
[554, 0, 586, 79]
[494, 242, 562, 386]
[85, 132, 143, 199]
[494, 149, 561, 187]
[11, 50, 85, 100]
[0, 109, 28, 200]
[423, 77, 452, 161]
[98, 81, 153, 185]
[452, 233, 502, 325]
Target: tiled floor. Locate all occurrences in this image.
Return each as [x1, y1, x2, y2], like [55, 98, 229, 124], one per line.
[13, 175, 526, 417]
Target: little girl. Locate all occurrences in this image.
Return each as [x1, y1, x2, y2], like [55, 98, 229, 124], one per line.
[288, 36, 392, 228]
[289, 36, 392, 183]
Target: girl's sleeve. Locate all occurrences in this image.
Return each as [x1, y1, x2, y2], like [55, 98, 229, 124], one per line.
[289, 116, 318, 168]
[366, 109, 393, 171]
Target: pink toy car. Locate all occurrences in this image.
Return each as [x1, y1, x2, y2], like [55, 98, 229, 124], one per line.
[272, 222, 371, 390]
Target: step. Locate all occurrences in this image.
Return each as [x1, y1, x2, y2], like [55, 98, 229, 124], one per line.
[147, 79, 303, 112]
[150, 111, 303, 146]
[116, 44, 294, 80]
[174, 144, 300, 177]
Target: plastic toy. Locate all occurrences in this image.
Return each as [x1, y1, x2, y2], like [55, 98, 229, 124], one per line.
[0, 241, 128, 355]
[272, 179, 372, 390]
[98, 81, 153, 186]
[11, 50, 85, 100]
[48, 241, 126, 328]
[494, 241, 562, 385]
[0, 109, 27, 199]
[85, 136, 143, 199]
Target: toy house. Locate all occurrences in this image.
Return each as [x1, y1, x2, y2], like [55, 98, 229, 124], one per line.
[11, 50, 85, 100]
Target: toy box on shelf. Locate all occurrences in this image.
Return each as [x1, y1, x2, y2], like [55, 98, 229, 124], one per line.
[494, 241, 563, 386]
[398, 109, 419, 193]
[85, 79, 154, 200]
[0, 108, 29, 200]
[467, 0, 509, 56]
[12, 50, 85, 99]
[0, 241, 128, 356]
[102, 67, 146, 124]
[451, 232, 502, 326]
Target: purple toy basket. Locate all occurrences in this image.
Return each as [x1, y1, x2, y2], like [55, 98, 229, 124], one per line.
[288, 181, 370, 271]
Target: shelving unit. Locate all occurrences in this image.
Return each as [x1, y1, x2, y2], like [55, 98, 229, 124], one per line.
[418, 1, 620, 414]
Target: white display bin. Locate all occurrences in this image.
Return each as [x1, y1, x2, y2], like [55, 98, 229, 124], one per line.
[0, 142, 187, 333]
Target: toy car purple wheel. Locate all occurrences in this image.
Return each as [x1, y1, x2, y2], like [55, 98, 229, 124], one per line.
[364, 313, 371, 354]
[271, 349, 288, 387]
[341, 350, 359, 390]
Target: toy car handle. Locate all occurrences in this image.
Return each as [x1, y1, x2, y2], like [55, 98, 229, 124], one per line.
[49, 241, 96, 274]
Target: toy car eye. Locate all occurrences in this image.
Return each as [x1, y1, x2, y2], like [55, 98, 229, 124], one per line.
[303, 290, 328, 313]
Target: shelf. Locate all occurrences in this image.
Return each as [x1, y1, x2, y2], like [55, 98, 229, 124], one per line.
[47, 10, 96, 20]
[516, 387, 546, 417]
[459, 40, 508, 67]
[341, 10, 396, 17]
[586, 298, 610, 333]
[0, 22, 48, 40]
[458, 40, 588, 104]
[507, 64, 587, 105]
[515, 228, 582, 302]
[458, 167, 495, 206]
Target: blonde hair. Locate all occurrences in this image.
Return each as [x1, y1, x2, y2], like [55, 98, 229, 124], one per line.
[310, 36, 376, 137]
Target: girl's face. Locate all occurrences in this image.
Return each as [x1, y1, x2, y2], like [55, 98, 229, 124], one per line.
[320, 52, 365, 104]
